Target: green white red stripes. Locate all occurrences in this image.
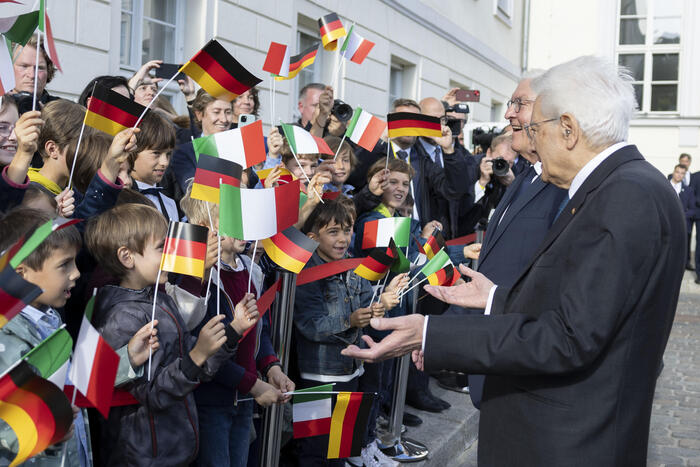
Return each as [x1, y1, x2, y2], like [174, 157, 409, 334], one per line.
[281, 124, 333, 155]
[292, 384, 333, 438]
[361, 217, 411, 249]
[219, 180, 300, 240]
[339, 25, 375, 65]
[0, 11, 40, 45]
[345, 107, 386, 151]
[192, 120, 266, 168]
[0, 37, 15, 95]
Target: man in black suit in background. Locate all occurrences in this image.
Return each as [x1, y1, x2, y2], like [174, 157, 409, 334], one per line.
[690, 166, 700, 283]
[342, 56, 686, 466]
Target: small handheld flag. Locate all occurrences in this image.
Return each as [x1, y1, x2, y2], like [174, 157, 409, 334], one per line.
[85, 84, 148, 136]
[181, 39, 262, 102]
[256, 166, 295, 187]
[262, 226, 318, 274]
[353, 246, 396, 282]
[69, 295, 120, 419]
[0, 360, 73, 466]
[422, 227, 445, 260]
[23, 327, 72, 390]
[0, 267, 42, 329]
[274, 45, 318, 81]
[191, 154, 242, 204]
[327, 392, 374, 459]
[161, 222, 209, 278]
[220, 180, 300, 241]
[262, 42, 290, 77]
[318, 13, 346, 51]
[361, 217, 411, 249]
[345, 107, 386, 152]
[424, 263, 459, 286]
[417, 248, 450, 278]
[292, 384, 334, 439]
[192, 120, 266, 168]
[339, 25, 375, 65]
[281, 123, 333, 156]
[9, 217, 81, 269]
[387, 112, 442, 138]
[0, 11, 40, 45]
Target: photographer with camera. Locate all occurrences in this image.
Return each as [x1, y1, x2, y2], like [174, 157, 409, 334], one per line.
[9, 36, 61, 115]
[474, 132, 516, 212]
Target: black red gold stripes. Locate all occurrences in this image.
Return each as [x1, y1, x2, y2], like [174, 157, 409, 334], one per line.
[353, 246, 395, 281]
[85, 84, 147, 136]
[283, 45, 318, 80]
[318, 13, 346, 51]
[160, 222, 209, 278]
[191, 154, 242, 204]
[0, 267, 42, 329]
[327, 392, 374, 459]
[387, 112, 442, 138]
[181, 39, 262, 102]
[262, 227, 319, 274]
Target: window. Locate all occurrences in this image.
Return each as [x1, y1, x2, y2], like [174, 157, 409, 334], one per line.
[387, 56, 416, 112]
[121, 0, 183, 70]
[494, 0, 513, 26]
[616, 0, 681, 112]
[389, 64, 404, 110]
[296, 30, 325, 93]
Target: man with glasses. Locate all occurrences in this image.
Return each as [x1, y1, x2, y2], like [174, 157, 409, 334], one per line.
[442, 73, 567, 408]
[343, 56, 685, 466]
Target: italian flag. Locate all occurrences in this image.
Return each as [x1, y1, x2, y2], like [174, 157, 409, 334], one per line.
[23, 327, 72, 390]
[68, 296, 120, 419]
[262, 41, 290, 77]
[345, 107, 386, 151]
[0, 10, 39, 45]
[0, 37, 15, 95]
[292, 384, 334, 438]
[192, 120, 266, 168]
[361, 217, 411, 249]
[339, 25, 375, 65]
[219, 179, 300, 240]
[281, 124, 333, 156]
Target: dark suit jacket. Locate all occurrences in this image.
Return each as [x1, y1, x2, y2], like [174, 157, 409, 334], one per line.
[424, 145, 685, 466]
[678, 183, 695, 230]
[691, 171, 700, 217]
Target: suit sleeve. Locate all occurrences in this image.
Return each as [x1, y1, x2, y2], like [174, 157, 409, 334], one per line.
[424, 180, 663, 375]
[426, 147, 476, 200]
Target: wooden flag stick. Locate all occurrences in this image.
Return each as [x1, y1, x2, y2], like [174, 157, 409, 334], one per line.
[333, 133, 347, 161]
[397, 274, 429, 301]
[67, 83, 95, 190]
[32, 30, 41, 111]
[204, 202, 215, 304]
[133, 68, 182, 128]
[247, 239, 258, 294]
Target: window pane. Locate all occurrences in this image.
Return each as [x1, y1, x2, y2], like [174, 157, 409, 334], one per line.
[650, 84, 677, 111]
[142, 21, 175, 63]
[144, 0, 177, 24]
[620, 0, 646, 16]
[122, 0, 134, 12]
[618, 54, 644, 81]
[653, 18, 680, 44]
[120, 12, 132, 65]
[652, 53, 678, 81]
[619, 18, 646, 45]
[389, 66, 403, 110]
[653, 0, 681, 16]
[633, 84, 643, 110]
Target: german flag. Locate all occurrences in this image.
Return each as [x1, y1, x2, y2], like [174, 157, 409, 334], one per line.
[275, 45, 318, 81]
[191, 154, 242, 204]
[387, 112, 442, 138]
[262, 226, 319, 274]
[160, 222, 209, 278]
[425, 263, 459, 286]
[181, 39, 262, 102]
[422, 227, 445, 260]
[85, 84, 147, 136]
[318, 13, 346, 51]
[256, 166, 295, 186]
[0, 360, 73, 466]
[0, 236, 23, 271]
[0, 267, 42, 329]
[353, 246, 395, 281]
[327, 392, 374, 459]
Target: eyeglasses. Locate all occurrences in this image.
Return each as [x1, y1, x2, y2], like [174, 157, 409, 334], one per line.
[524, 118, 559, 140]
[0, 123, 15, 137]
[506, 98, 535, 113]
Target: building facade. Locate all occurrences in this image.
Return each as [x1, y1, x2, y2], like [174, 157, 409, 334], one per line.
[3, 0, 527, 137]
[528, 0, 700, 173]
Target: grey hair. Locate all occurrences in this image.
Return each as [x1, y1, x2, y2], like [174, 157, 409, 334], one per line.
[531, 56, 636, 148]
[521, 68, 545, 80]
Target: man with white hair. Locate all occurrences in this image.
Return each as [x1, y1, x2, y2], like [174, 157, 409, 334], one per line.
[342, 56, 686, 465]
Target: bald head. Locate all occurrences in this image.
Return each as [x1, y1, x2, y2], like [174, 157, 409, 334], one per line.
[419, 97, 445, 119]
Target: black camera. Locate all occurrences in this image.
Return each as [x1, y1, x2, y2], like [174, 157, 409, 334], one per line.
[490, 158, 509, 177]
[331, 99, 353, 122]
[472, 126, 498, 152]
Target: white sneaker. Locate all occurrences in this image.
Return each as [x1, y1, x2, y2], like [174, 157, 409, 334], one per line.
[346, 455, 363, 467]
[361, 446, 381, 467]
[367, 441, 399, 467]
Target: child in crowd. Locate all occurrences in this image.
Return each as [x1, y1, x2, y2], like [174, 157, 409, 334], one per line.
[85, 203, 260, 466]
[179, 180, 294, 467]
[294, 197, 404, 466]
[321, 135, 356, 196]
[0, 95, 18, 168]
[281, 141, 318, 182]
[128, 111, 181, 221]
[0, 208, 160, 466]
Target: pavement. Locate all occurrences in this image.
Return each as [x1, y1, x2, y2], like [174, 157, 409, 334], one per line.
[392, 270, 700, 466]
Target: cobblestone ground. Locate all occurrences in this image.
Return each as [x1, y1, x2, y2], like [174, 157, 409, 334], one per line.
[647, 272, 700, 466]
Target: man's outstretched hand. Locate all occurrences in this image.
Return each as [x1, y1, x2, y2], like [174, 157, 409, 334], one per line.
[341, 314, 425, 363]
[424, 264, 493, 309]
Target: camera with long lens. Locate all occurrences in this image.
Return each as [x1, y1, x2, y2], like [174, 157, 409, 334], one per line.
[472, 126, 498, 153]
[444, 103, 469, 138]
[490, 158, 509, 177]
[331, 99, 353, 122]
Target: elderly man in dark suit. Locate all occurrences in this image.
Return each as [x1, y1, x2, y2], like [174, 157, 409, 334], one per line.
[342, 56, 686, 466]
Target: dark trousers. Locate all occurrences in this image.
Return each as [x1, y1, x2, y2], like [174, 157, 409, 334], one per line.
[695, 220, 700, 275]
[295, 377, 359, 466]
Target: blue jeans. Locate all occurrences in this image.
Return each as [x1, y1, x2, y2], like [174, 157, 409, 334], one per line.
[195, 400, 254, 467]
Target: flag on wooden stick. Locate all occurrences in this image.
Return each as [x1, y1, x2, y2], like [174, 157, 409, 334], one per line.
[192, 120, 266, 168]
[160, 222, 209, 278]
[318, 13, 346, 51]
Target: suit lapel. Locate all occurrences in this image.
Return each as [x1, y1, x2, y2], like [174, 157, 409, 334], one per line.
[510, 145, 644, 287]
[479, 175, 524, 261]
